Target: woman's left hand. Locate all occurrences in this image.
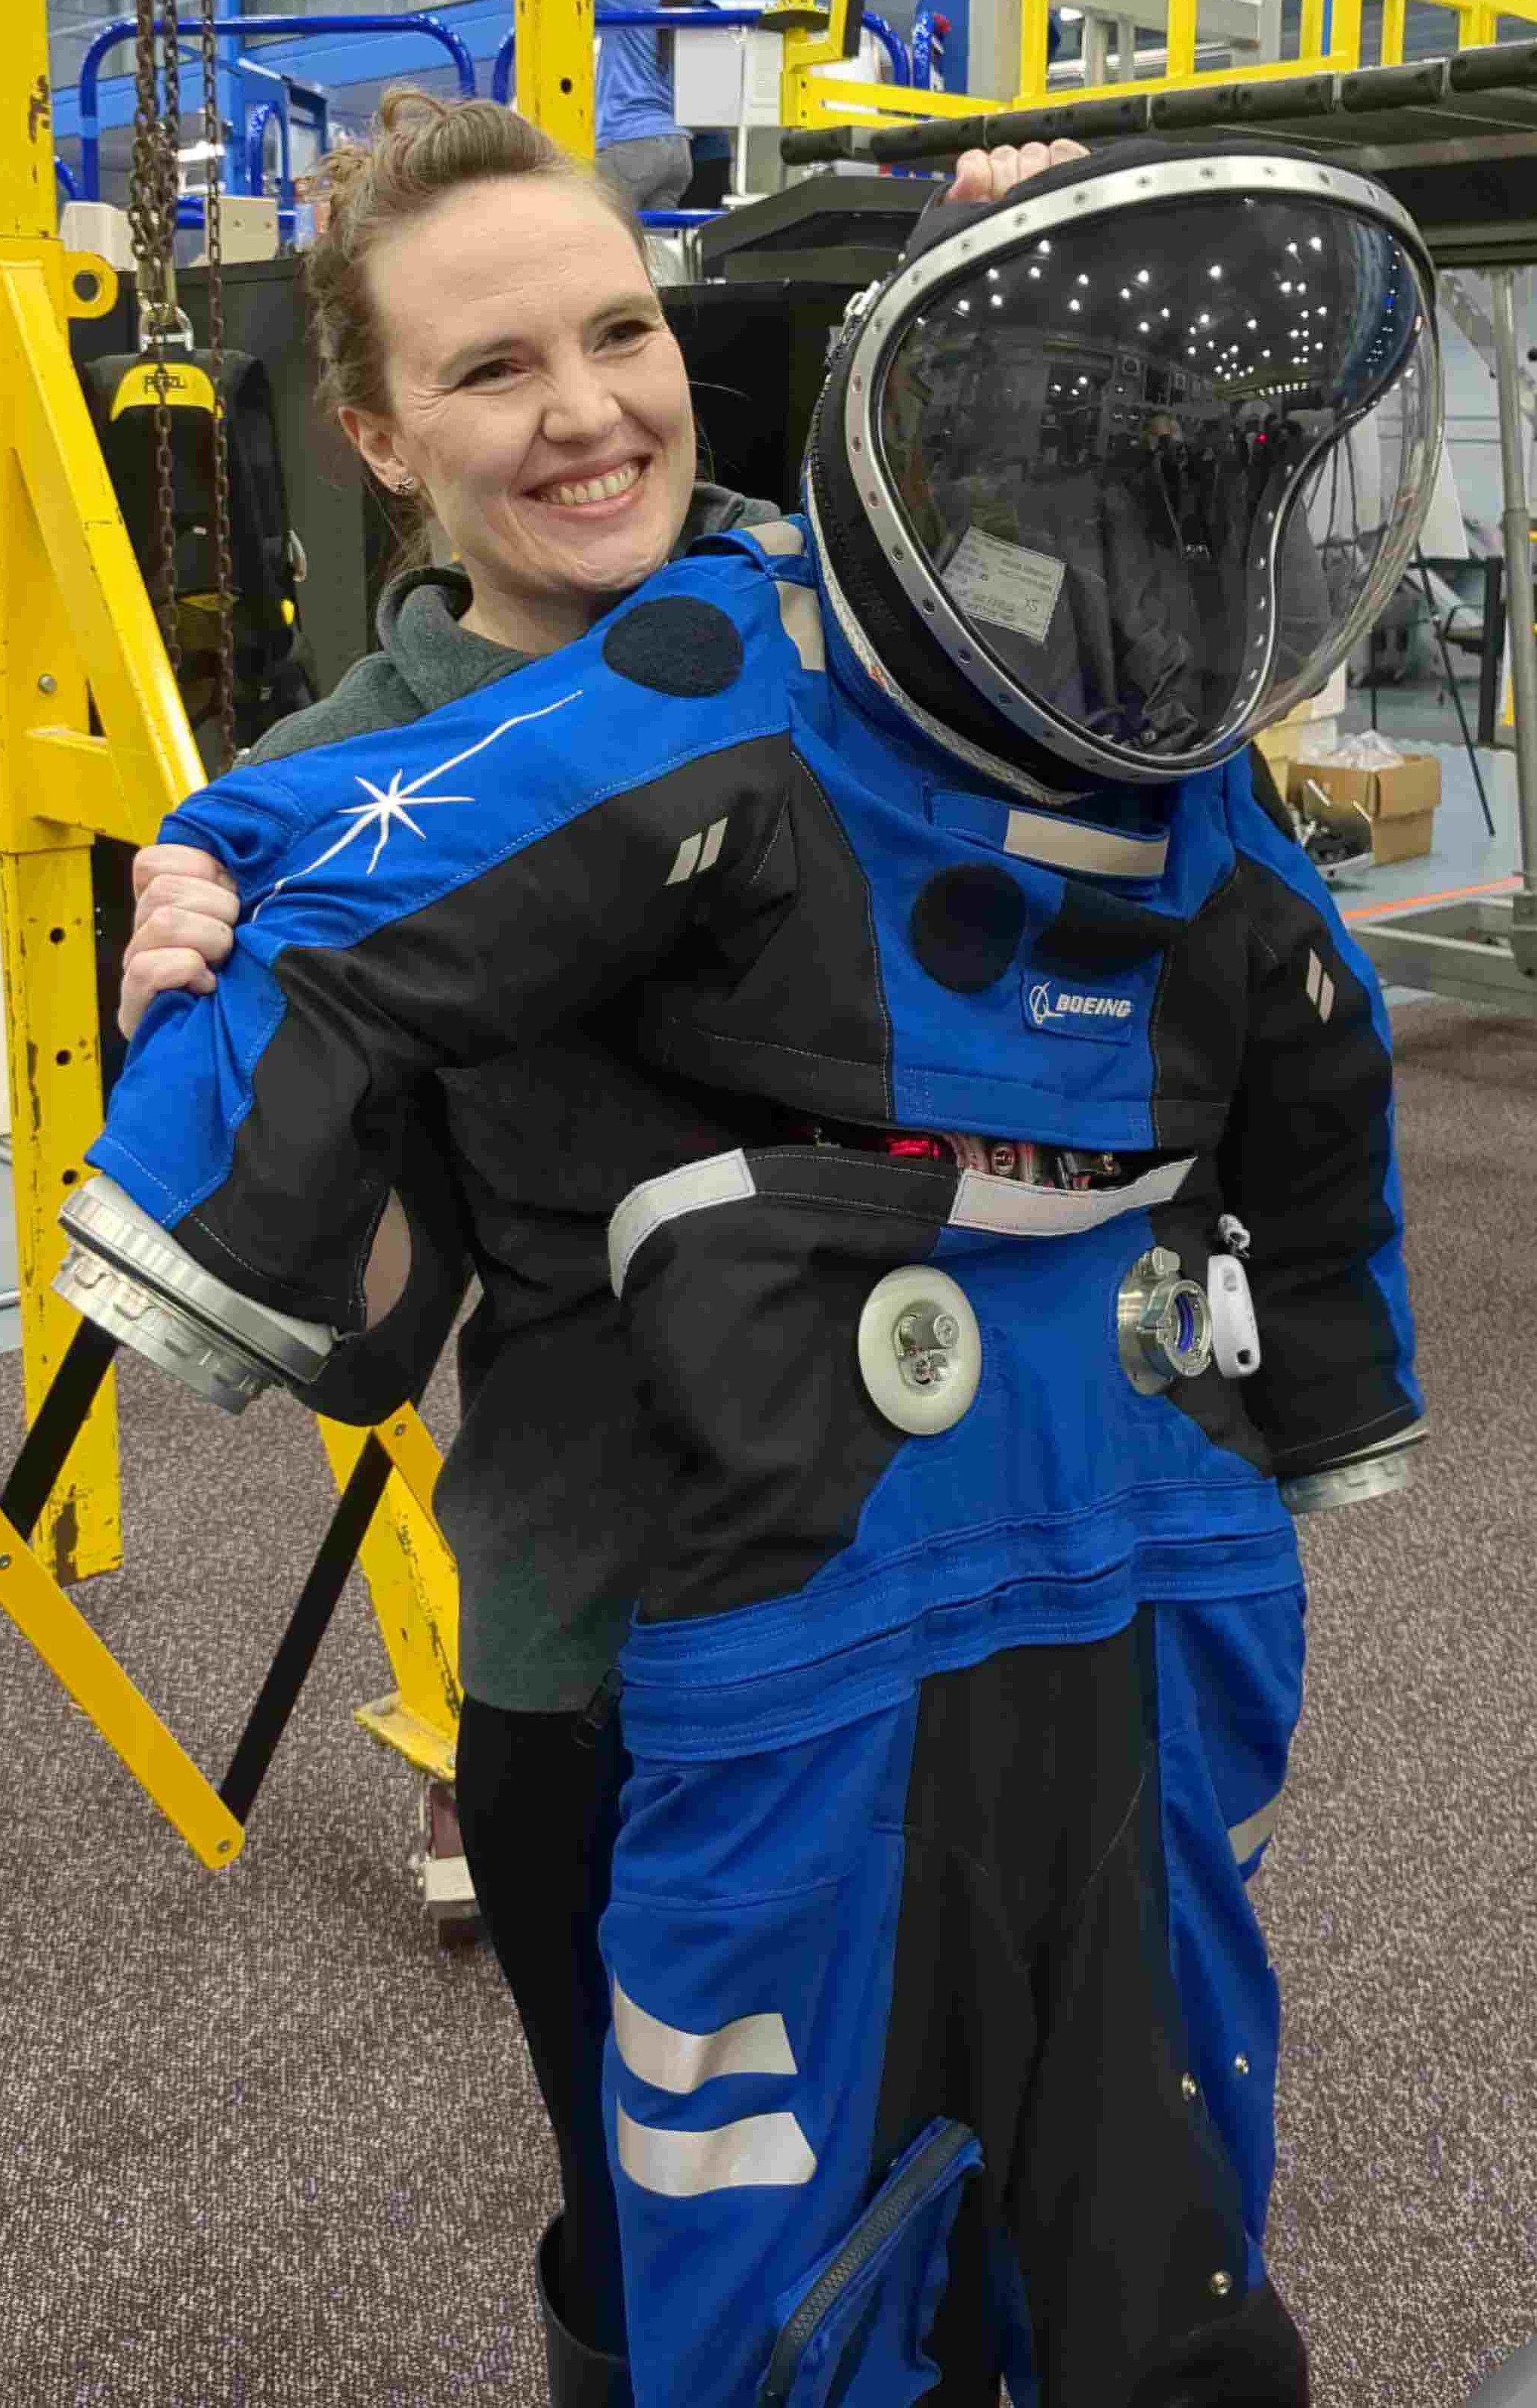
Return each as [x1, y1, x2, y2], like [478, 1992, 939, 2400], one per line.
[943, 139, 1088, 206]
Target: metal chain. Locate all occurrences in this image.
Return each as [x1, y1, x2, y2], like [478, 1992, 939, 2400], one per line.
[199, 0, 237, 770]
[127, 0, 182, 675]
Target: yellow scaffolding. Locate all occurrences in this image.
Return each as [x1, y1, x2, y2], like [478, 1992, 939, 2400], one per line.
[776, 0, 1537, 131]
[0, 6, 461, 1868]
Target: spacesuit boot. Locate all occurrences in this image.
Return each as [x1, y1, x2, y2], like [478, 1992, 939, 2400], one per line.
[537, 2220, 634, 2408]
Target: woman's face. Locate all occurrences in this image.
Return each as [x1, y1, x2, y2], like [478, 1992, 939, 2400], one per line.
[343, 175, 697, 651]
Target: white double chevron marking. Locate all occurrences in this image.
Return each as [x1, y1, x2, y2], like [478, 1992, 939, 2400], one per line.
[666, 817, 728, 885]
[1306, 949, 1336, 1024]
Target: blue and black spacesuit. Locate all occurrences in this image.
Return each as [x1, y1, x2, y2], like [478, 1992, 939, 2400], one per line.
[60, 139, 1441, 2408]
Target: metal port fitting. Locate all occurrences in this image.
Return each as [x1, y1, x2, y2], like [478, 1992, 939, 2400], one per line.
[1118, 1246, 1214, 1395]
[54, 1175, 335, 1416]
[858, 1265, 982, 1436]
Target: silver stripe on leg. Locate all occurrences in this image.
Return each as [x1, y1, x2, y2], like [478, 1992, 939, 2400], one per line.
[951, 1156, 1195, 1238]
[1004, 806, 1169, 880]
[616, 2102, 818, 2196]
[612, 1979, 798, 2093]
[608, 1150, 758, 1295]
[697, 816, 729, 873]
[1229, 1792, 1282, 1862]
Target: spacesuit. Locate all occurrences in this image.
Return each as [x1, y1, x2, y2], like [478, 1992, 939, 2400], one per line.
[60, 138, 1440, 2408]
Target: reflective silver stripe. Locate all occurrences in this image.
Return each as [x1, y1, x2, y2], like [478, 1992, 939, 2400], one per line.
[697, 816, 728, 873]
[749, 520, 807, 559]
[1229, 1793, 1282, 1862]
[608, 1150, 757, 1295]
[616, 2102, 817, 2196]
[1005, 805, 1168, 881]
[777, 582, 827, 673]
[951, 1156, 1194, 1239]
[612, 1980, 798, 2094]
[666, 831, 704, 885]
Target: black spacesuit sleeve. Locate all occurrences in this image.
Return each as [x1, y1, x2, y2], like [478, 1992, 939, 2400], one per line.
[1216, 835, 1423, 1482]
[169, 741, 790, 1335]
[295, 1108, 472, 1425]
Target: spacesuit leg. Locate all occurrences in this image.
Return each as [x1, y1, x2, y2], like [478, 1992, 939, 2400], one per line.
[599, 1692, 992, 2408]
[874, 1628, 1309, 2408]
[1147, 1586, 1309, 2267]
[601, 1625, 1310, 2408]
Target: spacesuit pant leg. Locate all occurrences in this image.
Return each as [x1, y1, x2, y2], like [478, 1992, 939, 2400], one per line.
[1146, 1585, 1310, 2275]
[600, 1621, 1310, 2408]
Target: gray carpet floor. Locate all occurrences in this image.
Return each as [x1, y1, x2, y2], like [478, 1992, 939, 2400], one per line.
[0, 996, 1533, 2406]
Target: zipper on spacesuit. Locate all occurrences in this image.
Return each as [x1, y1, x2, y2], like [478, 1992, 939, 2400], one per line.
[756, 2119, 977, 2404]
[574, 1668, 623, 1747]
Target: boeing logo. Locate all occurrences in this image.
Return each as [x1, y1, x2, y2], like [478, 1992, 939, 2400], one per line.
[1028, 981, 1134, 1030]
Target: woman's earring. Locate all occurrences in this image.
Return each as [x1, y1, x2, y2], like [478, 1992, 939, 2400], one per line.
[394, 473, 418, 496]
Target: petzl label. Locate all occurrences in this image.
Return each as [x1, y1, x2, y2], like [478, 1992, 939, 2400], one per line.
[942, 527, 1065, 646]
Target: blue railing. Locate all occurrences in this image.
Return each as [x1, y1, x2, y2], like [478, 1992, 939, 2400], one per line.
[55, 158, 79, 202]
[78, 14, 476, 201]
[910, 8, 950, 89]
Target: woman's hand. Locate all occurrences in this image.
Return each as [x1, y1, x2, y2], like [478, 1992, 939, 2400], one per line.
[944, 138, 1088, 206]
[119, 843, 240, 1039]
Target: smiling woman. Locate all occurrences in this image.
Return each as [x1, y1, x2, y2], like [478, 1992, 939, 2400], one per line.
[311, 94, 700, 654]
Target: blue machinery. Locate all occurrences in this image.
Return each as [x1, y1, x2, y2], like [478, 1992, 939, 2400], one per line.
[60, 5, 928, 222]
[70, 12, 477, 206]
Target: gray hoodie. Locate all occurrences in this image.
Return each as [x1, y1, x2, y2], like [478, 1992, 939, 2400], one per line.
[251, 483, 781, 1714]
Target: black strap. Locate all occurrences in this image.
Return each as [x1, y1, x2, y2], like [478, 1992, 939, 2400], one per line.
[219, 1433, 394, 1824]
[0, 1320, 120, 1544]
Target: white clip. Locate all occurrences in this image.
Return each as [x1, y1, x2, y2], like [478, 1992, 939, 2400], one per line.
[1208, 1252, 1261, 1380]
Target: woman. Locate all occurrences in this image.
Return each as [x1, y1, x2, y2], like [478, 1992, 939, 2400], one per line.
[119, 91, 1082, 2406]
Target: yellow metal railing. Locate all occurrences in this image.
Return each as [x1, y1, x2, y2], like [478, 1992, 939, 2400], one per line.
[0, 4, 462, 1865]
[778, 0, 1537, 130]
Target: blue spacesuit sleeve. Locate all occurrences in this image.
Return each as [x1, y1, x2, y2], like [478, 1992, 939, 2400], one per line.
[1217, 753, 1423, 1479]
[89, 583, 793, 1333]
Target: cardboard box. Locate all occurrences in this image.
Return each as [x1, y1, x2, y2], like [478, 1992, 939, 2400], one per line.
[1288, 751, 1440, 865]
[1288, 751, 1441, 825]
[1368, 810, 1436, 865]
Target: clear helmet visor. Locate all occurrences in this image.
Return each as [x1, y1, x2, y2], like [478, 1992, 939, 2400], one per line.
[869, 190, 1440, 776]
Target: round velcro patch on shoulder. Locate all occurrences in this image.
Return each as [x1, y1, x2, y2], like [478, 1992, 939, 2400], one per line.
[910, 866, 1029, 993]
[602, 597, 744, 696]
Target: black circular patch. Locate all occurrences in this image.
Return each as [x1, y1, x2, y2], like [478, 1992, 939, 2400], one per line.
[910, 867, 1029, 994]
[602, 598, 744, 697]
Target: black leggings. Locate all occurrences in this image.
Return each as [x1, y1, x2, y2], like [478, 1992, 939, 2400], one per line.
[454, 1695, 632, 2360]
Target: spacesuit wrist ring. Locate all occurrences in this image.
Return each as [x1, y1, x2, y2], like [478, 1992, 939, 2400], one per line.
[54, 1175, 336, 1415]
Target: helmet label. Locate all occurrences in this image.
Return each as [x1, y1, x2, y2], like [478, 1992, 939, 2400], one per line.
[1025, 978, 1137, 1041]
[942, 525, 1065, 647]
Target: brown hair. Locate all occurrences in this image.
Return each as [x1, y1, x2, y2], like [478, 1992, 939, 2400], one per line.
[305, 90, 651, 568]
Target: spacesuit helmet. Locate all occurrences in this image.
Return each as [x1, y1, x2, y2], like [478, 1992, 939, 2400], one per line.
[805, 137, 1441, 799]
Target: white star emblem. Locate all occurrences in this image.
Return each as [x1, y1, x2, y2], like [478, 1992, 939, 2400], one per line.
[253, 690, 581, 916]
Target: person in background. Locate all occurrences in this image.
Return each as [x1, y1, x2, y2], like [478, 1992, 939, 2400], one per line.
[595, 2, 696, 214]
